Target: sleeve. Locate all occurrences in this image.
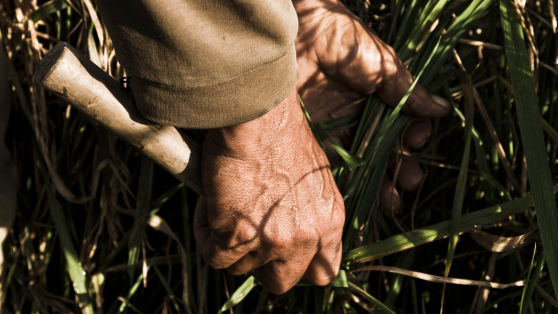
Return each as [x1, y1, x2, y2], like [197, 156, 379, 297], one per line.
[95, 0, 299, 129]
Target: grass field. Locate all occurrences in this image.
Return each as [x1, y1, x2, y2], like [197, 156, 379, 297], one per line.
[1, 0, 558, 313]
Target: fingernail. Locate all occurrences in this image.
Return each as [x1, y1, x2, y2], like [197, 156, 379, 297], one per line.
[432, 95, 450, 109]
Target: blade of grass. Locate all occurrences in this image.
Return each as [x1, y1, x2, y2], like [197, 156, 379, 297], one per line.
[422, 0, 497, 84]
[520, 249, 545, 314]
[253, 287, 269, 314]
[46, 189, 93, 314]
[398, 0, 448, 61]
[351, 265, 525, 288]
[118, 260, 153, 313]
[314, 123, 363, 171]
[127, 156, 153, 284]
[444, 70, 475, 278]
[348, 282, 396, 314]
[343, 150, 389, 251]
[442, 84, 512, 202]
[32, 0, 70, 23]
[342, 185, 557, 264]
[500, 0, 558, 300]
[147, 214, 192, 314]
[385, 249, 416, 308]
[541, 116, 558, 144]
[218, 276, 258, 314]
[363, 36, 441, 163]
[519, 244, 537, 314]
[153, 265, 181, 313]
[299, 95, 327, 152]
[343, 36, 441, 212]
[480, 290, 524, 313]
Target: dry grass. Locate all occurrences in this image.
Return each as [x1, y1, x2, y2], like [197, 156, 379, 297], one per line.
[1, 0, 558, 313]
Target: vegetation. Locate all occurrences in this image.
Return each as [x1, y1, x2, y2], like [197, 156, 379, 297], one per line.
[1, 0, 558, 313]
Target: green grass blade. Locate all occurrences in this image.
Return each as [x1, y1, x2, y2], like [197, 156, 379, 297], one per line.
[443, 85, 512, 202]
[541, 116, 558, 144]
[32, 0, 70, 23]
[328, 269, 349, 288]
[500, 0, 558, 300]
[372, 37, 441, 154]
[422, 0, 496, 84]
[480, 290, 524, 313]
[46, 189, 94, 314]
[299, 95, 327, 152]
[343, 150, 389, 251]
[444, 71, 475, 278]
[314, 123, 363, 171]
[348, 282, 396, 314]
[398, 0, 448, 61]
[520, 248, 545, 314]
[218, 276, 257, 314]
[118, 264, 151, 314]
[519, 244, 537, 314]
[127, 156, 154, 283]
[343, 187, 556, 264]
[153, 265, 181, 313]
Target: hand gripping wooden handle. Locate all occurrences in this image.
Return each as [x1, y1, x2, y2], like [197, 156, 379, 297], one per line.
[35, 42, 204, 195]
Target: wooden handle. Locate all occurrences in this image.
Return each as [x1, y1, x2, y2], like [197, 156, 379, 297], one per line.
[35, 42, 204, 195]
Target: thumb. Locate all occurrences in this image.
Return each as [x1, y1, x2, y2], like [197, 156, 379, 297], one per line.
[315, 12, 450, 118]
[375, 48, 450, 118]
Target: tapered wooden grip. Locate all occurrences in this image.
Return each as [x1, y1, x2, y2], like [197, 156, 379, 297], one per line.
[35, 42, 204, 195]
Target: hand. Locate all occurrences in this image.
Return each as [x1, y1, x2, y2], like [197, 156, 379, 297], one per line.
[293, 0, 450, 210]
[193, 89, 345, 294]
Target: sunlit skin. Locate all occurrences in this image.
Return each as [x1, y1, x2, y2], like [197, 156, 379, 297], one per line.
[293, 0, 450, 210]
[195, 89, 344, 295]
[194, 0, 450, 295]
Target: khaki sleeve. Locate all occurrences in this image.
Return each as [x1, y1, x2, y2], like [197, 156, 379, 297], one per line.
[96, 0, 299, 129]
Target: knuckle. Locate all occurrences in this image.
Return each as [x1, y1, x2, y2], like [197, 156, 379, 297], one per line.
[270, 232, 293, 249]
[212, 222, 256, 250]
[297, 230, 320, 250]
[226, 265, 247, 276]
[313, 266, 339, 287]
[232, 225, 257, 247]
[202, 253, 227, 269]
[267, 282, 293, 295]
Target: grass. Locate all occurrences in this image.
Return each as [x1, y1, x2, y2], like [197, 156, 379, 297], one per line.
[1, 0, 558, 313]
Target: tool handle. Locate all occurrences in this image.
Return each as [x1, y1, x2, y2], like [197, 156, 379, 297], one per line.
[35, 42, 204, 195]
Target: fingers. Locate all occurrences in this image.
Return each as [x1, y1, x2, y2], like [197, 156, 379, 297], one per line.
[380, 176, 401, 211]
[194, 197, 254, 270]
[382, 144, 425, 211]
[310, 11, 450, 119]
[253, 252, 315, 295]
[396, 159, 424, 192]
[377, 61, 450, 118]
[302, 240, 342, 286]
[404, 119, 432, 148]
[226, 251, 271, 276]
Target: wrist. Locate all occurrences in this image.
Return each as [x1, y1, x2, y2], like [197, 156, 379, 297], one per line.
[207, 89, 306, 156]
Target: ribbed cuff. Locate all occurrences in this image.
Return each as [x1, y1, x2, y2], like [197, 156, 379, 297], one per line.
[132, 47, 299, 129]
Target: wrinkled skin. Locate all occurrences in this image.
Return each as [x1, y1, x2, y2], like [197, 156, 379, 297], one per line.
[195, 90, 344, 295]
[194, 0, 450, 295]
[294, 0, 449, 210]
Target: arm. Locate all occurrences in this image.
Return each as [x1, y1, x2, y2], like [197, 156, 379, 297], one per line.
[95, 0, 344, 294]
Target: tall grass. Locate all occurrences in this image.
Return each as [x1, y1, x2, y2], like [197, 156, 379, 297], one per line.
[1, 0, 558, 313]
